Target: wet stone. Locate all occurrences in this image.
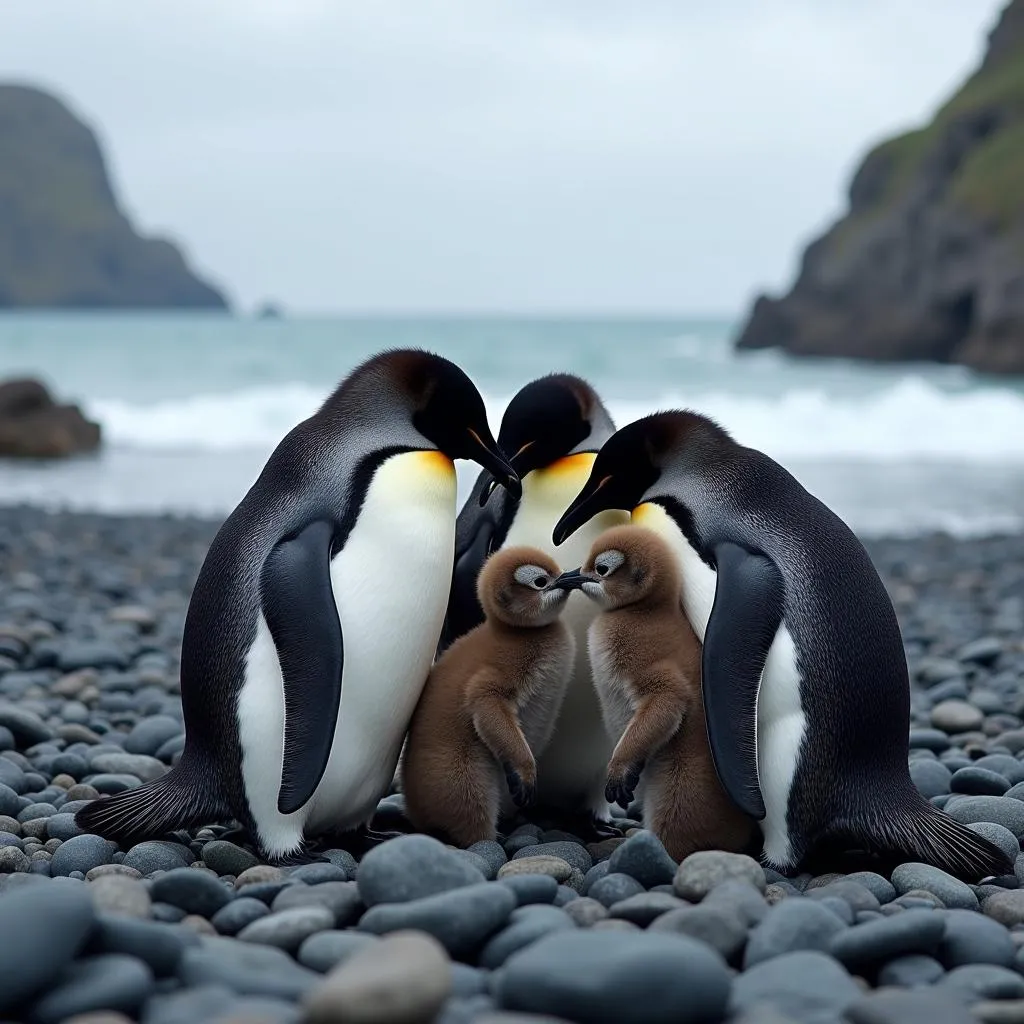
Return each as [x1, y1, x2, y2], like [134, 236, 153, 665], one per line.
[673, 850, 766, 901]
[50, 834, 119, 877]
[356, 835, 486, 907]
[150, 867, 232, 917]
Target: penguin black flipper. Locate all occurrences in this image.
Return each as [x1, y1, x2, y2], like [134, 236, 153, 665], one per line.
[261, 518, 344, 816]
[702, 541, 786, 821]
[439, 472, 514, 654]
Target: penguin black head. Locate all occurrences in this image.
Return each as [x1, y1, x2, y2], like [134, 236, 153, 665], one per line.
[334, 349, 521, 499]
[552, 410, 734, 545]
[480, 373, 615, 506]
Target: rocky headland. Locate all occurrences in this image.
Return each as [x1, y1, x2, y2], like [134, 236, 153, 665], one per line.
[735, 0, 1024, 375]
[0, 507, 1022, 1022]
[0, 84, 228, 310]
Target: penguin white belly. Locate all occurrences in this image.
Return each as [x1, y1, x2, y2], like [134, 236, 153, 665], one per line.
[238, 451, 456, 857]
[631, 502, 806, 865]
[503, 454, 629, 815]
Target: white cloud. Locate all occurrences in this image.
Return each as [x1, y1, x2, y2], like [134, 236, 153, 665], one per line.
[0, 0, 1007, 312]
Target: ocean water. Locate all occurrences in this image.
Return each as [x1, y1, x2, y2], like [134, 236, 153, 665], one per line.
[1, 313, 1023, 537]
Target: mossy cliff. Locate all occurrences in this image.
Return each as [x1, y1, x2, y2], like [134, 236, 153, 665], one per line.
[0, 84, 228, 309]
[735, 0, 1024, 374]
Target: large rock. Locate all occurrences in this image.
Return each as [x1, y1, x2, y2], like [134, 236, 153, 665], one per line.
[734, 0, 1024, 375]
[0, 378, 101, 459]
[0, 83, 228, 310]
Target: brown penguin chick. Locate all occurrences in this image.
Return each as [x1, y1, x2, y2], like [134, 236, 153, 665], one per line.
[401, 545, 575, 848]
[555, 524, 758, 862]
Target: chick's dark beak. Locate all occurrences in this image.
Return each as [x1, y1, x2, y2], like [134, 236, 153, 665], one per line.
[468, 428, 521, 501]
[551, 568, 587, 592]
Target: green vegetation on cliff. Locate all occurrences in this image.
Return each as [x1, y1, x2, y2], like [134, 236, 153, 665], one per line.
[0, 84, 229, 309]
[736, 0, 1024, 374]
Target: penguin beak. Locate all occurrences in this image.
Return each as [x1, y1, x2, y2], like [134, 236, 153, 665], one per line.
[468, 428, 522, 501]
[553, 474, 614, 546]
[479, 440, 534, 506]
[550, 568, 587, 592]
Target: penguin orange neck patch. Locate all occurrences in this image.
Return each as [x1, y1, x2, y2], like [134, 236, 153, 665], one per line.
[540, 452, 597, 479]
[415, 450, 456, 474]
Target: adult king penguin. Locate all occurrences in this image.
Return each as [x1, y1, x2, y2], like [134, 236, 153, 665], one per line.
[77, 349, 519, 862]
[440, 374, 629, 834]
[551, 410, 1011, 881]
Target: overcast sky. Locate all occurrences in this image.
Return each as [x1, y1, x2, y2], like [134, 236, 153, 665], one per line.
[0, 1, 1008, 315]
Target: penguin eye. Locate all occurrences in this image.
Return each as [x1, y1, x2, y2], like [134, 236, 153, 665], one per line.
[594, 550, 625, 577]
[513, 564, 550, 590]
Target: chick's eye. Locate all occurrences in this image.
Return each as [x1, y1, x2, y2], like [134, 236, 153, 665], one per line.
[534, 576, 549, 589]
[595, 564, 608, 577]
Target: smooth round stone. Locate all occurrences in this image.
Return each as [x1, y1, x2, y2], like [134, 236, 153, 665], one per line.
[731, 950, 861, 1021]
[89, 753, 165, 784]
[674, 850, 766, 901]
[555, 883, 580, 904]
[51, 834, 119, 877]
[806, 880, 881, 913]
[846, 988, 976, 1024]
[478, 905, 577, 969]
[940, 964, 1024, 1000]
[703, 880, 770, 927]
[845, 872, 898, 905]
[877, 953, 945, 987]
[90, 914, 197, 977]
[48, 811, 85, 841]
[830, 909, 945, 969]
[357, 835, 485, 907]
[58, 643, 128, 672]
[604, 831, 677, 889]
[648, 903, 748, 962]
[453, 850, 493, 878]
[0, 783, 21, 817]
[29, 954, 153, 1024]
[122, 841, 192, 875]
[497, 856, 572, 883]
[497, 929, 730, 1023]
[939, 909, 1016, 968]
[211, 896, 270, 936]
[450, 964, 487, 998]
[86, 865, 143, 882]
[945, 796, 1024, 838]
[976, 756, 1024, 786]
[588, 873, 645, 909]
[320, 849, 358, 876]
[298, 931, 378, 973]
[150, 903, 187, 924]
[0, 705, 53, 745]
[743, 898, 847, 968]
[581, 861, 610, 894]
[201, 841, 259, 877]
[932, 700, 984, 734]
[303, 931, 451, 1024]
[177, 935, 320, 1000]
[150, 867, 232, 917]
[969, 822, 1021, 864]
[959, 638, 1004, 666]
[358, 882, 516, 960]
[0, 881, 97, 1013]
[503, 835, 539, 856]
[562, 897, 608, 927]
[467, 841, 506, 880]
[910, 728, 952, 752]
[19, 802, 58, 822]
[497, 874, 558, 907]
[891, 863, 980, 910]
[984, 890, 1024, 927]
[237, 906, 335, 952]
[272, 882, 362, 928]
[84, 776, 143, 795]
[511, 842, 592, 875]
[0, 846, 30, 872]
[88, 875, 152, 919]
[235, 865, 286, 889]
[607, 892, 687, 926]
[952, 767, 1011, 796]
[288, 862, 349, 885]
[122, 716, 181, 756]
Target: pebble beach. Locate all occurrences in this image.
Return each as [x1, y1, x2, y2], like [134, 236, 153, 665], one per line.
[1, 505, 1023, 1024]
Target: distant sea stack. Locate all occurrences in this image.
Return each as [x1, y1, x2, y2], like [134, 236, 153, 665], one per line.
[0, 84, 229, 309]
[735, 0, 1024, 375]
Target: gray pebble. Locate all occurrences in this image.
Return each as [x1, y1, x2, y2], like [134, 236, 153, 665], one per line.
[287, 862, 349, 885]
[90, 913, 197, 977]
[743, 898, 847, 968]
[50, 833, 119, 877]
[931, 700, 984, 733]
[177, 935, 320, 1000]
[210, 896, 270, 936]
[891, 863, 980, 910]
[648, 903, 748, 963]
[356, 834, 485, 907]
[237, 906, 335, 951]
[150, 867, 232, 917]
[297, 930, 378, 973]
[877, 953, 945, 987]
[358, 881, 517, 959]
[969, 822, 1021, 864]
[511, 841, 592, 875]
[607, 891, 688, 926]
[939, 963, 1024, 1000]
[730, 950, 861, 1022]
[468, 840, 506, 879]
[496, 930, 731, 1024]
[673, 850, 766, 901]
[588, 872, 645, 908]
[123, 840, 193, 875]
[846, 987, 976, 1024]
[271, 881, 362, 928]
[123, 716, 182, 757]
[945, 796, 1024, 838]
[939, 908, 1016, 968]
[28, 953, 154, 1024]
[605, 830, 677, 888]
[562, 897, 608, 927]
[497, 874, 558, 906]
[845, 872, 898, 904]
[478, 905, 577, 968]
[88, 874, 152, 918]
[201, 840, 259, 877]
[830, 909, 945, 969]
[951, 767, 1011, 796]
